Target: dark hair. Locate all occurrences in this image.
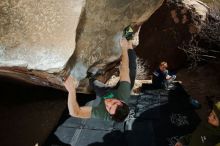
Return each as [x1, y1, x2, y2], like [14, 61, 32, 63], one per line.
[111, 102, 129, 122]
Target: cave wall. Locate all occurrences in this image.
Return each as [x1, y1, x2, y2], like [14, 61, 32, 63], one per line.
[135, 0, 209, 72]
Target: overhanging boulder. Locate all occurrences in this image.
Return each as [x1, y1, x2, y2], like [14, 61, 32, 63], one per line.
[0, 0, 86, 89]
[0, 0, 164, 90]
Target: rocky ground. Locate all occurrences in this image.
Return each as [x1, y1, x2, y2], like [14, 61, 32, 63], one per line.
[177, 63, 220, 120]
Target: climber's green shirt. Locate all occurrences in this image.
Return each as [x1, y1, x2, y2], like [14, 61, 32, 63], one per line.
[179, 121, 220, 146]
[91, 81, 131, 121]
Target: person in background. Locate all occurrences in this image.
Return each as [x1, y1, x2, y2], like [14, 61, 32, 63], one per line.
[175, 101, 220, 146]
[152, 61, 176, 90]
[152, 61, 201, 108]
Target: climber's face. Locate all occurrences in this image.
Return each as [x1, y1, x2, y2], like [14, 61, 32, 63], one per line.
[160, 64, 168, 72]
[104, 98, 123, 115]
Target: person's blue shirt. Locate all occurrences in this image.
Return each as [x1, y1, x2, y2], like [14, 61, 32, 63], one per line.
[152, 68, 168, 89]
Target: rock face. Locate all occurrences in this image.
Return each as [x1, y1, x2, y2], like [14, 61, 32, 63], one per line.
[0, 0, 84, 72]
[0, 0, 86, 89]
[135, 0, 209, 72]
[0, 0, 164, 90]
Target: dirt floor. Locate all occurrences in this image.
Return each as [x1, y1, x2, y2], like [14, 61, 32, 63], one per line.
[177, 63, 220, 120]
[0, 76, 67, 146]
